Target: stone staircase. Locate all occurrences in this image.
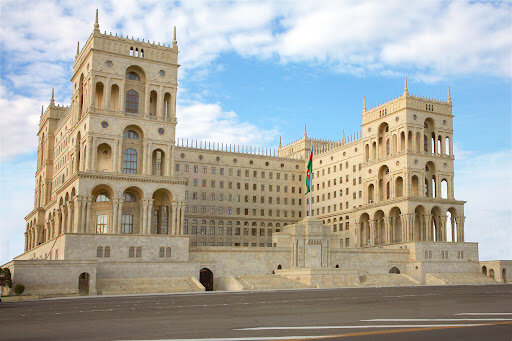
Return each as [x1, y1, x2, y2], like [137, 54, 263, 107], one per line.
[426, 272, 497, 286]
[97, 276, 204, 295]
[358, 274, 419, 287]
[236, 275, 313, 290]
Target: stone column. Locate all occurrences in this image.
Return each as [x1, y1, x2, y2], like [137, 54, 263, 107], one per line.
[73, 197, 82, 233]
[451, 215, 456, 242]
[117, 140, 123, 172]
[112, 139, 118, 173]
[141, 200, 148, 234]
[144, 84, 150, 117]
[66, 202, 73, 233]
[180, 203, 185, 235]
[148, 200, 154, 234]
[441, 215, 447, 241]
[142, 143, 149, 175]
[55, 209, 62, 236]
[369, 220, 375, 246]
[456, 216, 465, 242]
[24, 232, 28, 251]
[166, 205, 172, 235]
[105, 78, 111, 111]
[157, 86, 163, 118]
[166, 145, 172, 176]
[85, 136, 93, 171]
[112, 198, 120, 234]
[384, 217, 391, 244]
[117, 200, 123, 234]
[171, 202, 177, 235]
[119, 82, 126, 113]
[85, 197, 93, 233]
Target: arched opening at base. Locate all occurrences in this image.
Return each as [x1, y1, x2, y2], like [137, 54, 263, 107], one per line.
[78, 272, 90, 295]
[482, 266, 487, 276]
[389, 266, 400, 274]
[502, 269, 507, 283]
[489, 269, 495, 279]
[335, 264, 340, 268]
[199, 268, 214, 291]
[277, 264, 282, 270]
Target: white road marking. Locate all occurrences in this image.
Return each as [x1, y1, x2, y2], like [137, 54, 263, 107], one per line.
[235, 324, 488, 331]
[362, 318, 512, 321]
[455, 313, 512, 316]
[125, 337, 345, 341]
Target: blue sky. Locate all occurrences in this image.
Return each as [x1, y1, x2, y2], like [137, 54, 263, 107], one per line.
[0, 0, 511, 263]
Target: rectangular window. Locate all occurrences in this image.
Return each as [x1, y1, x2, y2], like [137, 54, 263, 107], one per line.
[128, 246, 135, 258]
[135, 247, 142, 258]
[96, 214, 108, 234]
[121, 214, 133, 234]
[166, 247, 171, 258]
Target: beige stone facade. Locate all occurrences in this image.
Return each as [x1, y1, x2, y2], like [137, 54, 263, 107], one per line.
[3, 14, 507, 298]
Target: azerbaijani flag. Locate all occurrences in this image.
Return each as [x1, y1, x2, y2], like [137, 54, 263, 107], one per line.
[305, 147, 313, 194]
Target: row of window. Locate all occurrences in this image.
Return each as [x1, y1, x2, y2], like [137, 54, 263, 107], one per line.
[96, 214, 134, 234]
[192, 242, 274, 247]
[186, 206, 301, 218]
[424, 250, 464, 259]
[184, 226, 275, 236]
[187, 179, 301, 194]
[312, 176, 362, 191]
[186, 192, 301, 205]
[315, 162, 360, 177]
[176, 163, 300, 181]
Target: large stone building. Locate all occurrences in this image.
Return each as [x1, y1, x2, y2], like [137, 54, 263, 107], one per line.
[3, 12, 509, 297]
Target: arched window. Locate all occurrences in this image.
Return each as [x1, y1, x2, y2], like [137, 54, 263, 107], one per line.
[123, 192, 137, 202]
[104, 246, 111, 257]
[386, 139, 390, 155]
[123, 148, 137, 174]
[97, 246, 103, 257]
[125, 90, 139, 113]
[123, 130, 139, 139]
[126, 72, 140, 81]
[95, 193, 110, 202]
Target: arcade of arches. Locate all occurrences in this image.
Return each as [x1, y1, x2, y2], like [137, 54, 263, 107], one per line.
[24, 185, 186, 251]
[358, 206, 464, 247]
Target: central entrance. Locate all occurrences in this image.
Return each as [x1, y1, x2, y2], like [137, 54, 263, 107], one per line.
[199, 268, 213, 291]
[78, 272, 90, 295]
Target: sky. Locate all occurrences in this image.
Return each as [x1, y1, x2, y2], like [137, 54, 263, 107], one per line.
[0, 0, 510, 264]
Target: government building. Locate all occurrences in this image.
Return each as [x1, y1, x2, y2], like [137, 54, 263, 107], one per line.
[3, 12, 509, 297]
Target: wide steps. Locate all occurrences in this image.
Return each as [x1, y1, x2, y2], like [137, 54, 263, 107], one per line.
[426, 272, 497, 285]
[97, 276, 204, 295]
[358, 274, 418, 287]
[236, 275, 313, 290]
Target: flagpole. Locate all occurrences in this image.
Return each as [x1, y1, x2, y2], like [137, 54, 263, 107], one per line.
[309, 146, 313, 217]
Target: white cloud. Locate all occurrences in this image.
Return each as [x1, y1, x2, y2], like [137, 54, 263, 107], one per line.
[455, 150, 512, 260]
[0, 86, 41, 161]
[176, 101, 279, 147]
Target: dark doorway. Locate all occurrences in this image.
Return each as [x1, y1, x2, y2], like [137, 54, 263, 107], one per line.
[335, 264, 340, 268]
[502, 269, 507, 283]
[277, 264, 282, 270]
[78, 272, 90, 295]
[389, 266, 400, 274]
[482, 266, 487, 276]
[199, 268, 213, 291]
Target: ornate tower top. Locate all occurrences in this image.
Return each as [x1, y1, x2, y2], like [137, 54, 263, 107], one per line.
[94, 9, 99, 31]
[403, 76, 408, 96]
[304, 123, 307, 139]
[172, 26, 177, 46]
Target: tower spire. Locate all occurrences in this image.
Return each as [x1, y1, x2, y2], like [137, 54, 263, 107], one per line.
[76, 41, 80, 56]
[50, 88, 55, 105]
[94, 9, 99, 30]
[41, 105, 44, 116]
[403, 76, 408, 96]
[304, 123, 307, 139]
[363, 96, 367, 111]
[172, 26, 177, 46]
[279, 136, 282, 148]
[447, 85, 451, 102]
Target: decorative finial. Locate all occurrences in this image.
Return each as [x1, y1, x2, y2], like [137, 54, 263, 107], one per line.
[304, 123, 307, 139]
[51, 88, 55, 104]
[447, 85, 451, 102]
[404, 76, 408, 95]
[172, 26, 177, 46]
[41, 105, 44, 116]
[342, 130, 346, 143]
[363, 96, 367, 111]
[76, 41, 80, 56]
[94, 9, 99, 30]
[279, 136, 282, 147]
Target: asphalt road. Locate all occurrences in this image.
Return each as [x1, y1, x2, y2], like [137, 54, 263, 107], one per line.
[0, 285, 511, 341]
